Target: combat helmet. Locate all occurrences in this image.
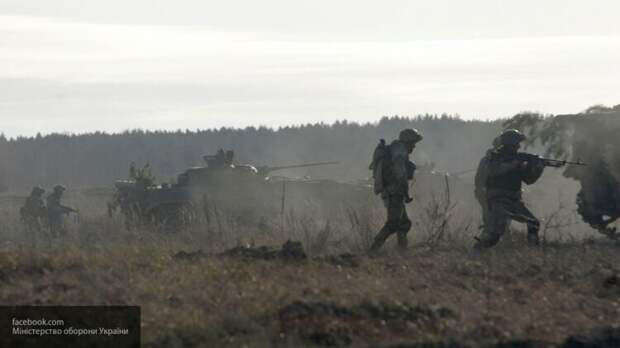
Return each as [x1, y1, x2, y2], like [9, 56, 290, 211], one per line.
[53, 185, 66, 193]
[31, 186, 45, 196]
[399, 128, 423, 144]
[499, 129, 526, 146]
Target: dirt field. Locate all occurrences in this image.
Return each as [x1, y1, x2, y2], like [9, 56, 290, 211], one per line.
[1, 189, 619, 347]
[0, 235, 618, 347]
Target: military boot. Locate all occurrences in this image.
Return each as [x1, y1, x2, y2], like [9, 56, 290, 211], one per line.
[368, 240, 386, 256]
[397, 231, 408, 252]
[527, 231, 540, 246]
[368, 227, 391, 255]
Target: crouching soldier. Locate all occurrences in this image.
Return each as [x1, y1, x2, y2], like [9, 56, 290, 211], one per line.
[475, 129, 545, 249]
[368, 128, 423, 254]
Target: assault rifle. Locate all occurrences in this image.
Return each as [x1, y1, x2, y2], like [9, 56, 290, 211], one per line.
[62, 205, 80, 224]
[517, 153, 586, 167]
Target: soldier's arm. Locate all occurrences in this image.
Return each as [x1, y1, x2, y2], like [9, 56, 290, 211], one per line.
[522, 157, 546, 184]
[63, 205, 78, 213]
[486, 158, 523, 177]
[54, 203, 77, 214]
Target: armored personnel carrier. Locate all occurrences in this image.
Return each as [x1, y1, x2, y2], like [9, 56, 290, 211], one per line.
[174, 150, 359, 224]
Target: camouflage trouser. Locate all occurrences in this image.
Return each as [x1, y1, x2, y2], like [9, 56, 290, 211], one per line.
[477, 191, 540, 248]
[22, 217, 42, 247]
[48, 216, 66, 238]
[369, 194, 412, 252]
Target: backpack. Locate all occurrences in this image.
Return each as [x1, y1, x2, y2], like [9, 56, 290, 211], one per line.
[474, 152, 491, 193]
[368, 139, 391, 195]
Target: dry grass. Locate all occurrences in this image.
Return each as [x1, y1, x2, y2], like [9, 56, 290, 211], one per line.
[0, 192, 619, 347]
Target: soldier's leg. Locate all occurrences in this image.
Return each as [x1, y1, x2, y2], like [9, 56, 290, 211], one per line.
[475, 194, 490, 230]
[24, 220, 36, 247]
[369, 195, 403, 252]
[481, 204, 491, 231]
[396, 203, 412, 250]
[49, 219, 60, 238]
[504, 200, 540, 245]
[30, 220, 41, 248]
[369, 228, 392, 253]
[476, 200, 509, 249]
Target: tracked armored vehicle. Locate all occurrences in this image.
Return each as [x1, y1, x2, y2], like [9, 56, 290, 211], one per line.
[175, 151, 365, 224]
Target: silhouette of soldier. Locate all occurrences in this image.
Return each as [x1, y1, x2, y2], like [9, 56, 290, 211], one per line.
[46, 185, 78, 237]
[20, 186, 47, 245]
[369, 128, 423, 253]
[475, 129, 545, 249]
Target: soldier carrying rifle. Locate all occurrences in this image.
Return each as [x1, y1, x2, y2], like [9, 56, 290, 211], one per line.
[474, 129, 585, 249]
[46, 185, 78, 237]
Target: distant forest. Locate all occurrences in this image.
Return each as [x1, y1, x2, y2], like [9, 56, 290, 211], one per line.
[0, 115, 504, 192]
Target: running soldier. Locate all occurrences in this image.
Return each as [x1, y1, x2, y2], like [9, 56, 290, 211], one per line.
[475, 129, 545, 249]
[46, 185, 78, 237]
[368, 128, 423, 253]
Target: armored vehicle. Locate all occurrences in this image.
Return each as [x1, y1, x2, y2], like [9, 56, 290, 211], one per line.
[107, 163, 193, 229]
[108, 152, 362, 229]
[175, 151, 355, 224]
[108, 180, 192, 229]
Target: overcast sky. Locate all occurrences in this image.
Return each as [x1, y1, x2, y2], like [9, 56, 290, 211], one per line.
[1, 0, 619, 137]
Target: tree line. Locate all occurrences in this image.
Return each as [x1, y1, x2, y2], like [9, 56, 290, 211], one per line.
[0, 115, 503, 192]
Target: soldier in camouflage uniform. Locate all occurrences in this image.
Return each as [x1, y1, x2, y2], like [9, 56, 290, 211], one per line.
[475, 129, 545, 249]
[20, 186, 47, 244]
[369, 128, 423, 253]
[46, 185, 78, 237]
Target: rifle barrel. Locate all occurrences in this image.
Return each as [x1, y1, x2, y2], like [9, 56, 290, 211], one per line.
[543, 158, 586, 166]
